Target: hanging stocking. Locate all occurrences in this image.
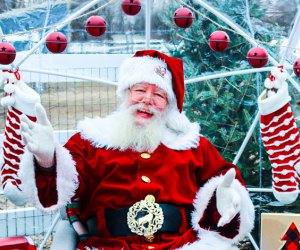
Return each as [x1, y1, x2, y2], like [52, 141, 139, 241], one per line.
[259, 67, 300, 204]
[0, 70, 40, 206]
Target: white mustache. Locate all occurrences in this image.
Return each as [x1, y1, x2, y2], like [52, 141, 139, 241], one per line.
[130, 103, 160, 116]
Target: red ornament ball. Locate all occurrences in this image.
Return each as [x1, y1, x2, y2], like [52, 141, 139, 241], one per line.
[46, 31, 67, 53]
[121, 0, 141, 16]
[85, 16, 106, 37]
[0, 42, 16, 65]
[247, 47, 268, 68]
[208, 31, 230, 52]
[173, 7, 194, 28]
[293, 57, 300, 78]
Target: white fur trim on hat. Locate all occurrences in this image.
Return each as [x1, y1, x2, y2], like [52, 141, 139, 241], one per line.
[117, 56, 176, 105]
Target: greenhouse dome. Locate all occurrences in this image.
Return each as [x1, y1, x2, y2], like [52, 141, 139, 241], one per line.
[0, 0, 300, 249]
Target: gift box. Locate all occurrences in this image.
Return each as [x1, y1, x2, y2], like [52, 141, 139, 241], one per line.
[0, 236, 36, 250]
[261, 213, 300, 250]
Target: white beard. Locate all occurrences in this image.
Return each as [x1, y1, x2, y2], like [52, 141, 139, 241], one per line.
[109, 103, 167, 153]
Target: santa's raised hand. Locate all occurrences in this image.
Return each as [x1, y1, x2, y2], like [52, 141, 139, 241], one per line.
[20, 103, 55, 168]
[216, 168, 241, 227]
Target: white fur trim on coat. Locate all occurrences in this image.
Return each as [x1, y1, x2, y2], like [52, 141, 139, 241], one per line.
[258, 81, 291, 115]
[192, 173, 254, 245]
[18, 141, 78, 212]
[77, 112, 200, 151]
[175, 232, 239, 250]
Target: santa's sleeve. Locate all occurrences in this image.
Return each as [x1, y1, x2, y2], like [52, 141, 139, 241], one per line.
[258, 82, 300, 204]
[18, 133, 86, 212]
[181, 137, 254, 249]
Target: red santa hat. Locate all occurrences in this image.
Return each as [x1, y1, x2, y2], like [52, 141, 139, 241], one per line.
[117, 50, 185, 112]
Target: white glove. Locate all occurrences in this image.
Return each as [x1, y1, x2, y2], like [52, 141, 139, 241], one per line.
[264, 67, 287, 98]
[216, 168, 241, 227]
[20, 103, 55, 168]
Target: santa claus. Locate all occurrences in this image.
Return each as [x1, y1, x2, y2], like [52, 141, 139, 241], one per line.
[17, 50, 254, 250]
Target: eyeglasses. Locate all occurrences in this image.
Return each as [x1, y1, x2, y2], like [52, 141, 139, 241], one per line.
[129, 85, 168, 105]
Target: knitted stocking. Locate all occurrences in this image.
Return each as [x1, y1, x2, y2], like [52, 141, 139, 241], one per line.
[259, 67, 300, 204]
[260, 103, 300, 204]
[0, 70, 40, 206]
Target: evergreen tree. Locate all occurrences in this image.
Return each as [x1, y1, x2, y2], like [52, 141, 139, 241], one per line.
[158, 0, 286, 187]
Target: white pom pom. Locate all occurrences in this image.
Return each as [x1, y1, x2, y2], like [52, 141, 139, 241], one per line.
[264, 78, 274, 89]
[1, 96, 15, 107]
[4, 84, 15, 94]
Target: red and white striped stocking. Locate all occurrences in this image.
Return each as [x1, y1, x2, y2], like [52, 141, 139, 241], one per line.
[0, 70, 40, 206]
[260, 103, 300, 204]
[259, 66, 300, 204]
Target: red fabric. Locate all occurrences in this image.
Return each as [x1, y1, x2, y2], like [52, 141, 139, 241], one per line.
[0, 236, 36, 250]
[133, 50, 185, 112]
[35, 165, 58, 208]
[35, 133, 245, 249]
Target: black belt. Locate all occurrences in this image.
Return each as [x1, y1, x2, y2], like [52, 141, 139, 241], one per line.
[105, 204, 192, 237]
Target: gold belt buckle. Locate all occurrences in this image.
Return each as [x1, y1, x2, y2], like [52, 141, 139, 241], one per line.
[127, 195, 164, 241]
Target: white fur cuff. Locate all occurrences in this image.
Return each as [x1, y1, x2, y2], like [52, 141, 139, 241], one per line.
[192, 173, 255, 244]
[19, 141, 78, 212]
[176, 233, 239, 250]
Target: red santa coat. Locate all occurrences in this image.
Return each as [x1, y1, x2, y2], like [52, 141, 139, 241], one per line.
[19, 113, 254, 250]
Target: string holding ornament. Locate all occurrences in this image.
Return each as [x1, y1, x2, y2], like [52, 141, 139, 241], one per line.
[46, 31, 68, 53]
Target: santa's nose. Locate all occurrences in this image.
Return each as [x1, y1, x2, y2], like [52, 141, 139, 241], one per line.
[140, 91, 154, 104]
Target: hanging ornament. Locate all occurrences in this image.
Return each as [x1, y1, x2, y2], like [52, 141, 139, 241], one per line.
[0, 42, 16, 65]
[46, 31, 67, 53]
[208, 31, 230, 52]
[121, 0, 141, 16]
[85, 16, 106, 37]
[247, 47, 268, 68]
[173, 7, 194, 28]
[293, 57, 300, 78]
